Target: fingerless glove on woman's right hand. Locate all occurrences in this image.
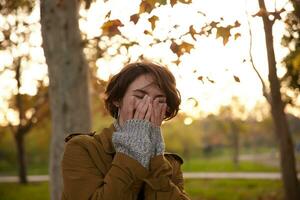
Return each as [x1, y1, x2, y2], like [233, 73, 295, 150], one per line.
[112, 119, 152, 169]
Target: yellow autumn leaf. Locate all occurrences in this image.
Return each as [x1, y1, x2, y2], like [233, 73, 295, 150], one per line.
[170, 41, 194, 57]
[130, 14, 140, 24]
[139, 0, 156, 14]
[101, 19, 124, 37]
[148, 15, 159, 30]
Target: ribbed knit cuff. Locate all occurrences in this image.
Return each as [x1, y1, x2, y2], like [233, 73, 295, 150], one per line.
[112, 119, 152, 169]
[151, 125, 165, 156]
[122, 119, 152, 133]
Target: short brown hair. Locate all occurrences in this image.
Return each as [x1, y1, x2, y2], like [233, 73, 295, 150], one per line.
[104, 61, 181, 120]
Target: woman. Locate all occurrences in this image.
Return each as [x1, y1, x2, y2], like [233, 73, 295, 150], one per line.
[61, 61, 191, 200]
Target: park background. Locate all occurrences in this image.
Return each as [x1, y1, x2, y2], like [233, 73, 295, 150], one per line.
[0, 0, 300, 199]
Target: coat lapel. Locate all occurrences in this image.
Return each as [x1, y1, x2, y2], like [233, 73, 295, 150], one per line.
[94, 123, 116, 155]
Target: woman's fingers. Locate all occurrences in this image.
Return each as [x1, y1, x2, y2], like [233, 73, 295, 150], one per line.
[128, 96, 135, 120]
[160, 103, 167, 121]
[151, 98, 167, 126]
[122, 96, 135, 121]
[157, 103, 164, 126]
[152, 98, 160, 125]
[145, 102, 152, 121]
[138, 96, 151, 119]
[134, 95, 150, 119]
[130, 95, 167, 124]
[133, 96, 145, 119]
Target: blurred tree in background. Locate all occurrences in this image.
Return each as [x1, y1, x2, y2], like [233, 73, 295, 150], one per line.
[218, 96, 247, 168]
[253, 0, 300, 199]
[281, 0, 300, 107]
[0, 0, 49, 184]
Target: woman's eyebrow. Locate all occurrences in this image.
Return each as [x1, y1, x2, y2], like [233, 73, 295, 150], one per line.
[133, 89, 166, 98]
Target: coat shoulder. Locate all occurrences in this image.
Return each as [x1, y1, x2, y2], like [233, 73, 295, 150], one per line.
[64, 131, 96, 143]
[164, 152, 184, 165]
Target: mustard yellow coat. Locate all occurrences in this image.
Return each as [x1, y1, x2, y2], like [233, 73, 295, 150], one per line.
[61, 124, 191, 200]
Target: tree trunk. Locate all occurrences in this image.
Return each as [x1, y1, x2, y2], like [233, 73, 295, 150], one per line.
[258, 0, 300, 199]
[14, 133, 28, 184]
[15, 54, 28, 184]
[40, 1, 92, 200]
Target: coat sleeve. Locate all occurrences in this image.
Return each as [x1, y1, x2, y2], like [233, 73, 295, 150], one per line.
[61, 136, 148, 200]
[143, 155, 191, 200]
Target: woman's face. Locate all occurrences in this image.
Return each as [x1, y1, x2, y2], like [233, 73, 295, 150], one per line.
[116, 73, 167, 126]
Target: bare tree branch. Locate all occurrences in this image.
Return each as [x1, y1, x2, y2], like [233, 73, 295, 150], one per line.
[245, 0, 271, 104]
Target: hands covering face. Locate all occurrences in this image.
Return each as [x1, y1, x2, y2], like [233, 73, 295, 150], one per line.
[112, 94, 167, 169]
[123, 95, 167, 127]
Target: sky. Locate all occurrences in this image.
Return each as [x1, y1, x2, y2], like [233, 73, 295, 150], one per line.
[0, 0, 298, 125]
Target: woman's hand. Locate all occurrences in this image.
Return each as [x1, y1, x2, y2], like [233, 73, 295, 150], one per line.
[112, 95, 153, 169]
[133, 95, 152, 121]
[151, 98, 167, 127]
[118, 94, 167, 157]
[121, 95, 151, 123]
[148, 98, 167, 156]
[121, 94, 167, 128]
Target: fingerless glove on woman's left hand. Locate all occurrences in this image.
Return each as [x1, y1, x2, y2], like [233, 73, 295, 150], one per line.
[150, 125, 165, 156]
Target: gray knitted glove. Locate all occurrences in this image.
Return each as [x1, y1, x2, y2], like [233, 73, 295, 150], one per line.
[150, 125, 165, 156]
[112, 119, 152, 169]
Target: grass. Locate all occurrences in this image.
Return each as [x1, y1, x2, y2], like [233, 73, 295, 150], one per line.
[185, 179, 284, 200]
[182, 158, 279, 172]
[0, 179, 283, 200]
[0, 157, 279, 176]
[0, 158, 283, 200]
[0, 162, 48, 176]
[0, 182, 50, 200]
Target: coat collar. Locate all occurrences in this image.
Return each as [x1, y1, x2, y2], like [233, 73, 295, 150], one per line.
[95, 123, 116, 154]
